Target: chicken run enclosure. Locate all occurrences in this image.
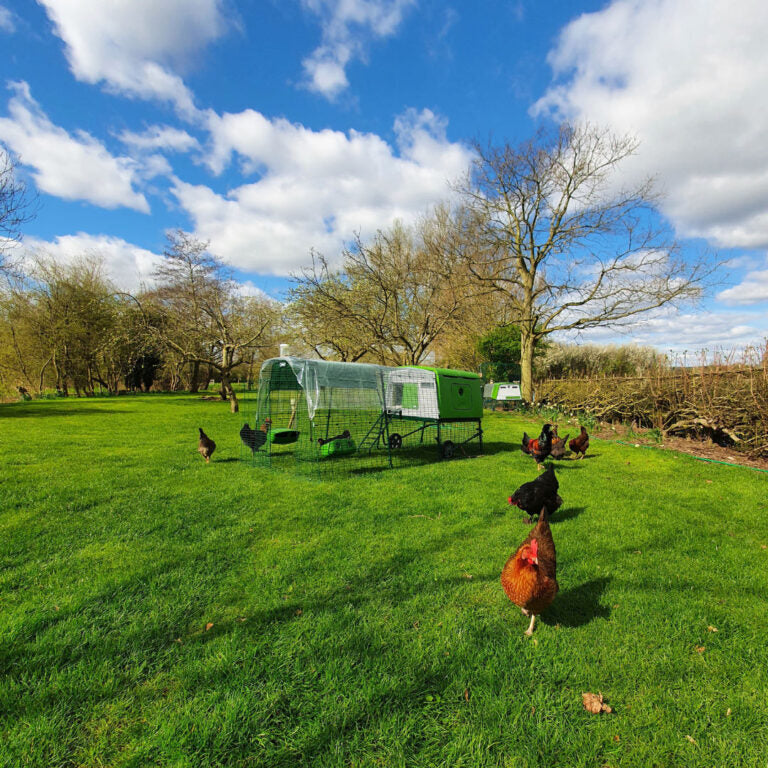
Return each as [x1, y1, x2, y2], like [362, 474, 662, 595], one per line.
[239, 357, 484, 474]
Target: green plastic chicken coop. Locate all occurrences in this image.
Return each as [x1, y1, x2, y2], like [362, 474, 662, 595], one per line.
[239, 357, 483, 475]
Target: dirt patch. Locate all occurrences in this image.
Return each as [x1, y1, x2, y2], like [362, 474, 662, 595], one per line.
[588, 423, 768, 472]
[654, 436, 768, 471]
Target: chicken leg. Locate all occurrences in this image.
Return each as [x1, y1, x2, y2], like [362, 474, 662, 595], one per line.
[524, 614, 537, 636]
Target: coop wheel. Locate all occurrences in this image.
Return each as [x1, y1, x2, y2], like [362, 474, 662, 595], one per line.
[441, 441, 455, 459]
[388, 433, 403, 449]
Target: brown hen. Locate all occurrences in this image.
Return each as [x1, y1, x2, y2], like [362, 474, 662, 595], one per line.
[500, 507, 558, 635]
[198, 427, 216, 463]
[569, 426, 589, 459]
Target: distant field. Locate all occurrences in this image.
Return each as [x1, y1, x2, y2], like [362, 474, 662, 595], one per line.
[1, 394, 767, 767]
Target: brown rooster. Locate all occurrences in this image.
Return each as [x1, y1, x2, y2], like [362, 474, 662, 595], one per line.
[500, 507, 558, 635]
[198, 427, 216, 463]
[569, 426, 589, 459]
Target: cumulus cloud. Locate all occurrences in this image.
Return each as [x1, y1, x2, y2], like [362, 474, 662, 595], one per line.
[235, 280, 272, 300]
[0, 82, 150, 212]
[300, 0, 415, 99]
[25, 233, 164, 292]
[179, 107, 473, 273]
[717, 258, 768, 306]
[38, 0, 230, 116]
[534, 0, 768, 250]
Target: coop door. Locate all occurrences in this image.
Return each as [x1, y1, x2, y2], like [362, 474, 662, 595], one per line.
[451, 382, 472, 411]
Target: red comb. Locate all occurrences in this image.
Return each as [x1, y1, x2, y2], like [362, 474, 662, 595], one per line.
[530, 538, 538, 557]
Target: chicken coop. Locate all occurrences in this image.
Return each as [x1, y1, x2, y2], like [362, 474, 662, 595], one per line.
[483, 381, 522, 410]
[240, 357, 484, 475]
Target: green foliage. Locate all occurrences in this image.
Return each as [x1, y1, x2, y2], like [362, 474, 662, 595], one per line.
[1, 396, 768, 766]
[477, 325, 523, 380]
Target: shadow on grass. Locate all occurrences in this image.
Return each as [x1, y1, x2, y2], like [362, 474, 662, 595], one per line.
[552, 506, 586, 523]
[542, 461, 586, 471]
[543, 576, 612, 628]
[0, 405, 123, 418]
[504, 505, 586, 525]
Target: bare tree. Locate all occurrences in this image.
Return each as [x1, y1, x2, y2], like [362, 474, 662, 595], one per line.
[290, 218, 472, 366]
[289, 251, 381, 362]
[1, 147, 35, 276]
[460, 124, 714, 401]
[146, 231, 279, 412]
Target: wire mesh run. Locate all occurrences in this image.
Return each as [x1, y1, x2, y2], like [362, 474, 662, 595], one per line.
[238, 358, 483, 477]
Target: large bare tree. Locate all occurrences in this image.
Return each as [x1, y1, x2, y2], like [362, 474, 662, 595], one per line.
[460, 124, 713, 401]
[146, 231, 279, 412]
[291, 218, 472, 366]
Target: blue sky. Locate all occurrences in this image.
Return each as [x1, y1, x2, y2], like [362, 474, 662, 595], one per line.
[1, 0, 767, 353]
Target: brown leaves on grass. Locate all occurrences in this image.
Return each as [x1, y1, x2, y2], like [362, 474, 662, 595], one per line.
[205, 622, 214, 632]
[695, 646, 706, 653]
[582, 692, 612, 714]
[707, 625, 718, 632]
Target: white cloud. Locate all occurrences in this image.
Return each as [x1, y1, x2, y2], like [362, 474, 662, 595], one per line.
[563, 304, 767, 353]
[534, 0, 768, 250]
[25, 233, 164, 292]
[37, 0, 230, 116]
[177, 107, 473, 273]
[0, 82, 150, 211]
[235, 280, 271, 300]
[301, 0, 415, 99]
[0, 5, 15, 33]
[717, 260, 768, 306]
[118, 125, 200, 153]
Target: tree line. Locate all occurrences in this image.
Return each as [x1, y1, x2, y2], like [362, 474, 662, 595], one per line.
[1, 124, 715, 407]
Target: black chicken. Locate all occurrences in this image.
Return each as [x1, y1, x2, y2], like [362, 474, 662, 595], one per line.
[240, 418, 272, 453]
[521, 431, 531, 455]
[507, 465, 562, 523]
[527, 423, 554, 467]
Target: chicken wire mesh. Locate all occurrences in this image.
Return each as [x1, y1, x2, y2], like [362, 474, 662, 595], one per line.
[238, 357, 483, 476]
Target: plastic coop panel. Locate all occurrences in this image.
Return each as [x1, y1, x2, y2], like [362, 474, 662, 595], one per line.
[385, 368, 439, 419]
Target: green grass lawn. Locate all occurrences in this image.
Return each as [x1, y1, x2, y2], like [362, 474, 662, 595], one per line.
[1, 394, 767, 767]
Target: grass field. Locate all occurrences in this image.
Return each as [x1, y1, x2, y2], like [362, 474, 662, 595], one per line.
[1, 394, 768, 767]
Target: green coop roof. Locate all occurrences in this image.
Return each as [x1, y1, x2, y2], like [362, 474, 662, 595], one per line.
[412, 366, 481, 379]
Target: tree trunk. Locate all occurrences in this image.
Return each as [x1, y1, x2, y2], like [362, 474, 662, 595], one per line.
[520, 330, 536, 402]
[220, 372, 239, 413]
[38, 356, 52, 395]
[188, 360, 200, 393]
